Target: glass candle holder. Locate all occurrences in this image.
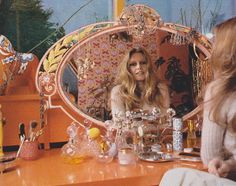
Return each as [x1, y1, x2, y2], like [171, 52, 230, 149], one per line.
[118, 148, 136, 165]
[96, 152, 113, 163]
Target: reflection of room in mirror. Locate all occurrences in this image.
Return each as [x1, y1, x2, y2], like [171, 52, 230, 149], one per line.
[62, 65, 78, 104]
[60, 27, 206, 122]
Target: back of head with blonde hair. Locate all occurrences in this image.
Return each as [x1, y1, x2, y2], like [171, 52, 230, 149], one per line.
[208, 17, 236, 128]
[116, 47, 166, 111]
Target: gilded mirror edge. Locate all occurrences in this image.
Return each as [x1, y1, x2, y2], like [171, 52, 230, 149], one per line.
[35, 21, 116, 96]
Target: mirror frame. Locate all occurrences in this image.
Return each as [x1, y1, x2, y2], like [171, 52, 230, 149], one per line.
[36, 4, 212, 128]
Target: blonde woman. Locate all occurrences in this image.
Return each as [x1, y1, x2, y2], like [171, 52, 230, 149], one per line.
[111, 47, 170, 119]
[160, 17, 236, 186]
[201, 17, 236, 180]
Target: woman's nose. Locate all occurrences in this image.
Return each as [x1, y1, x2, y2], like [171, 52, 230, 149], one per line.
[136, 62, 141, 69]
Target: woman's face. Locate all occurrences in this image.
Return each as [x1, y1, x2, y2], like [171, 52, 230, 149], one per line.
[128, 52, 148, 81]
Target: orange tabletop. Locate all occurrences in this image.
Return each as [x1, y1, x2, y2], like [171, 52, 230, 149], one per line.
[0, 149, 205, 186]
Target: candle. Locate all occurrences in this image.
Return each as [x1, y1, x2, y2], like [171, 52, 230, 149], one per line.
[118, 148, 136, 165]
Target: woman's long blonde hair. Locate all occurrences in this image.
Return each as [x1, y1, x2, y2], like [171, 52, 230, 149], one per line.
[208, 17, 236, 128]
[116, 47, 166, 111]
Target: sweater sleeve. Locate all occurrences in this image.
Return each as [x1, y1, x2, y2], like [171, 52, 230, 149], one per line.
[200, 83, 225, 166]
[110, 85, 126, 119]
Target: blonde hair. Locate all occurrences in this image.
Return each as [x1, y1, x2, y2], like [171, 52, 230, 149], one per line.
[116, 47, 166, 111]
[208, 17, 236, 128]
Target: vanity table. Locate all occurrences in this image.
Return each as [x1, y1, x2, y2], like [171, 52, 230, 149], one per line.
[0, 149, 205, 186]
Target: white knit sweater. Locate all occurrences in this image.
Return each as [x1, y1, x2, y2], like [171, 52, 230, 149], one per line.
[201, 81, 236, 166]
[110, 85, 162, 119]
[111, 83, 170, 118]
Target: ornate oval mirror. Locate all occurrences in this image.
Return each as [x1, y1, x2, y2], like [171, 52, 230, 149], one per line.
[36, 4, 213, 128]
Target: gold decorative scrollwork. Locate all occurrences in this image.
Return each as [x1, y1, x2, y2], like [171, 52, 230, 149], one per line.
[119, 4, 163, 39]
[38, 23, 114, 96]
[38, 72, 56, 96]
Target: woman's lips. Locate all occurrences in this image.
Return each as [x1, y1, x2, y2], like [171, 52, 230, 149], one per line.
[136, 71, 144, 75]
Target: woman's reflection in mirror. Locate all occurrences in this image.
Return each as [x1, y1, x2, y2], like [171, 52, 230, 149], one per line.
[111, 47, 170, 120]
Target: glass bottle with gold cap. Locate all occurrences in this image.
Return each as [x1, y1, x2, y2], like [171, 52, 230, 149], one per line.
[186, 120, 197, 148]
[61, 122, 85, 164]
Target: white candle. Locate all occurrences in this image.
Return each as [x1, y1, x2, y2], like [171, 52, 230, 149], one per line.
[118, 148, 136, 165]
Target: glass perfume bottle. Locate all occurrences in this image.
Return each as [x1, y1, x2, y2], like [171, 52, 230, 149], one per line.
[88, 127, 114, 163]
[61, 122, 85, 164]
[186, 120, 197, 148]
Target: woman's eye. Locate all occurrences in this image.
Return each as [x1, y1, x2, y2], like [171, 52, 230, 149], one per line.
[140, 61, 147, 65]
[129, 63, 137, 67]
[129, 61, 147, 67]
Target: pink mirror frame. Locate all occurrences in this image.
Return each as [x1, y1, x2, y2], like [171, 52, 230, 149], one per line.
[35, 4, 212, 128]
